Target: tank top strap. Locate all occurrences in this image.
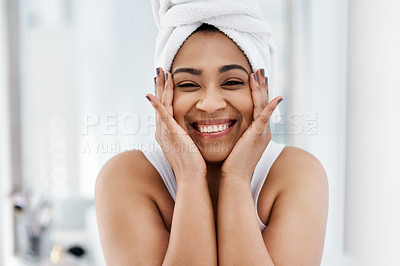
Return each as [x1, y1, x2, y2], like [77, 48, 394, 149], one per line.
[140, 144, 178, 201]
[251, 140, 285, 231]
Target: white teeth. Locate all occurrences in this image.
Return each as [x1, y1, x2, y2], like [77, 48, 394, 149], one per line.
[198, 123, 230, 133]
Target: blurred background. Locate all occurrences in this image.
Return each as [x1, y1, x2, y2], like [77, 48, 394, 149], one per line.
[0, 0, 399, 265]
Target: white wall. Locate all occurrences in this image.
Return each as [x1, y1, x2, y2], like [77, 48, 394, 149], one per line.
[344, 0, 400, 265]
[0, 1, 5, 263]
[308, 1, 349, 264]
[285, 0, 350, 264]
[0, 0, 13, 264]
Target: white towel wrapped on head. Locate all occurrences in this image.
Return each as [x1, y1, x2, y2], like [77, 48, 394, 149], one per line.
[151, 0, 281, 121]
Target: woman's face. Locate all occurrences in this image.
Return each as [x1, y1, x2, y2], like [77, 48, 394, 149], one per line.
[171, 31, 254, 163]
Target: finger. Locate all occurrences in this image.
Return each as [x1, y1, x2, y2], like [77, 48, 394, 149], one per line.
[155, 67, 166, 100]
[257, 69, 269, 104]
[251, 96, 283, 136]
[250, 69, 266, 119]
[264, 76, 269, 104]
[146, 93, 177, 135]
[162, 72, 174, 116]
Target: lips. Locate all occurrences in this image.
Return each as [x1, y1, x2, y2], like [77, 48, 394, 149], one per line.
[187, 119, 237, 138]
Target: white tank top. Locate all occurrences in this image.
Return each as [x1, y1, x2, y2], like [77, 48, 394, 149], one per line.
[141, 140, 285, 232]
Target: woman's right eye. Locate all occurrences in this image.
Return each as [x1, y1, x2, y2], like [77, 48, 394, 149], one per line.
[176, 83, 200, 92]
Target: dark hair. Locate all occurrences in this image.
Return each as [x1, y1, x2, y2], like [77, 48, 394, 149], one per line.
[192, 23, 220, 34]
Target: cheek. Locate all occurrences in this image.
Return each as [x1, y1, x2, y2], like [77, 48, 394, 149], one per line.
[240, 101, 254, 129]
[227, 91, 254, 126]
[172, 94, 195, 125]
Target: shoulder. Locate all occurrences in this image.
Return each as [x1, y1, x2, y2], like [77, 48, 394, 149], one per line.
[95, 150, 174, 223]
[95, 150, 172, 264]
[95, 150, 161, 201]
[258, 145, 328, 222]
[98, 149, 152, 173]
[269, 146, 328, 194]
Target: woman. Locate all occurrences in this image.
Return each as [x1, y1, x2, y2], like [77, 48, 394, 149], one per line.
[95, 1, 328, 265]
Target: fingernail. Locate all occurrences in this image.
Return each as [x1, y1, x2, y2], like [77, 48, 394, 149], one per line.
[154, 77, 157, 84]
[265, 76, 268, 85]
[165, 72, 169, 81]
[261, 68, 265, 77]
[156, 67, 160, 76]
[253, 73, 258, 82]
[278, 98, 283, 104]
[145, 95, 150, 102]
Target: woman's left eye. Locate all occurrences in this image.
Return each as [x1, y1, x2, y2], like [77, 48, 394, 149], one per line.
[223, 80, 245, 88]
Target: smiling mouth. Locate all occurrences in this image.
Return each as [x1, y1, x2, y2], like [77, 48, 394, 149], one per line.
[188, 120, 237, 134]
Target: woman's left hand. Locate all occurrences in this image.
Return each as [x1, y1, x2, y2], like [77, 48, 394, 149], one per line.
[221, 69, 283, 183]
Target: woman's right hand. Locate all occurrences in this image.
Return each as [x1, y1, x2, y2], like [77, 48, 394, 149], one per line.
[146, 68, 207, 184]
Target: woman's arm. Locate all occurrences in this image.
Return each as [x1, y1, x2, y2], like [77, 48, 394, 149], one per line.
[217, 176, 274, 265]
[163, 177, 217, 265]
[217, 147, 328, 266]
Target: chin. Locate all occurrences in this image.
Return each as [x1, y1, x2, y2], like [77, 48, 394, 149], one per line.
[198, 142, 233, 164]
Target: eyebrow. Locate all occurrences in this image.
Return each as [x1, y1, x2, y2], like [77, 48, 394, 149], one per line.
[172, 64, 249, 76]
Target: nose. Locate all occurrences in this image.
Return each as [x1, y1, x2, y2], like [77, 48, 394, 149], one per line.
[195, 88, 227, 114]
